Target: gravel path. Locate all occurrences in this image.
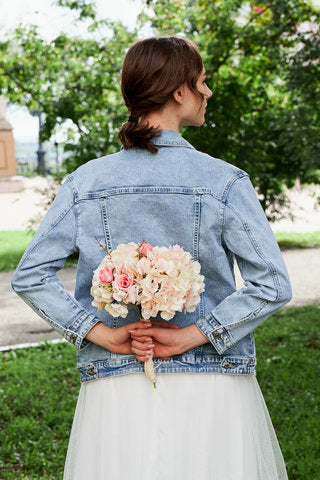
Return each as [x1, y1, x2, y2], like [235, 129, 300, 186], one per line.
[1, 248, 319, 348]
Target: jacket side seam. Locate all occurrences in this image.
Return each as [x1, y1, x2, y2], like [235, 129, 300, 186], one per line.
[17, 200, 75, 269]
[224, 179, 282, 304]
[69, 175, 80, 250]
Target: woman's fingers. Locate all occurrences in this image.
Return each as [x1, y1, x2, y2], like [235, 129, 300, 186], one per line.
[130, 335, 151, 342]
[130, 321, 152, 329]
[136, 355, 170, 362]
[128, 327, 155, 337]
[151, 320, 180, 329]
[131, 347, 154, 360]
[135, 354, 151, 362]
[131, 339, 154, 352]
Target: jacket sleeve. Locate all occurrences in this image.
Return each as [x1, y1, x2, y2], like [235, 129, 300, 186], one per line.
[11, 175, 100, 350]
[196, 174, 292, 354]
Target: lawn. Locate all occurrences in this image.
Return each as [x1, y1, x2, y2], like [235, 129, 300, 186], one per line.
[0, 305, 319, 479]
[0, 230, 78, 272]
[1, 230, 320, 273]
[275, 230, 320, 250]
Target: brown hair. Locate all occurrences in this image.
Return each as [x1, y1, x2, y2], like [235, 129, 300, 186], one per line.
[118, 36, 204, 153]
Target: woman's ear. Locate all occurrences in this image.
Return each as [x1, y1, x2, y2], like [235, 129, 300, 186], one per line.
[172, 84, 186, 105]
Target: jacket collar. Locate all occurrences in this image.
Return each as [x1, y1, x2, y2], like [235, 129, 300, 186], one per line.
[152, 129, 195, 149]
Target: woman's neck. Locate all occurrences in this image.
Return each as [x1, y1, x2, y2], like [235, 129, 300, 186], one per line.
[141, 105, 180, 132]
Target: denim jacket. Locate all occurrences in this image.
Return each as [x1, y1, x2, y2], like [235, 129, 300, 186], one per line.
[11, 129, 292, 382]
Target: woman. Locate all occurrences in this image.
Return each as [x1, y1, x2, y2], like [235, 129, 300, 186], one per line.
[11, 37, 291, 479]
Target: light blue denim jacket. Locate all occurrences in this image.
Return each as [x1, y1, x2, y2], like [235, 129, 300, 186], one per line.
[11, 129, 292, 382]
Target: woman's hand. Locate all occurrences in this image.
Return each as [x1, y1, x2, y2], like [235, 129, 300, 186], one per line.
[129, 320, 182, 361]
[130, 322, 209, 362]
[85, 321, 152, 354]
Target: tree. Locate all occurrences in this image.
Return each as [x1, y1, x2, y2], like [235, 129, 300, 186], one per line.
[139, 0, 320, 216]
[0, 0, 137, 172]
[0, 0, 319, 218]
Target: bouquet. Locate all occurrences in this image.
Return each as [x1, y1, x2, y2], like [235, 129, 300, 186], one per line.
[90, 240, 205, 387]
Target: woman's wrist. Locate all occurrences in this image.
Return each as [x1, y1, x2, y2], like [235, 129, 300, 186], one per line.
[85, 321, 114, 350]
[179, 324, 209, 353]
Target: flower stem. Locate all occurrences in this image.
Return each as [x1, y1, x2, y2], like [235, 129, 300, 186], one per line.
[140, 316, 157, 387]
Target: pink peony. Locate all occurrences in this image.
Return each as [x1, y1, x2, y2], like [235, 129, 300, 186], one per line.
[99, 266, 113, 285]
[115, 273, 133, 291]
[140, 242, 153, 257]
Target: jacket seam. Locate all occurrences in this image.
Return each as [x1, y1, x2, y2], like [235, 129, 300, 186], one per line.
[193, 195, 201, 261]
[69, 175, 80, 249]
[193, 195, 205, 325]
[17, 175, 78, 271]
[221, 171, 248, 203]
[100, 197, 113, 251]
[75, 187, 219, 201]
[223, 176, 282, 305]
[17, 292, 66, 335]
[18, 201, 75, 270]
[73, 173, 248, 204]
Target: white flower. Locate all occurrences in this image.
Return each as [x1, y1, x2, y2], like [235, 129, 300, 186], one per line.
[105, 302, 128, 318]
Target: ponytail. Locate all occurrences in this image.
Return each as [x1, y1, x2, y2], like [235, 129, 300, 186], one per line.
[118, 37, 203, 153]
[118, 117, 161, 154]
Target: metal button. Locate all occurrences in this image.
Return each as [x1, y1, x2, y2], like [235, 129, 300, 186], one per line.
[70, 333, 76, 344]
[224, 361, 236, 369]
[87, 367, 96, 376]
[213, 331, 222, 341]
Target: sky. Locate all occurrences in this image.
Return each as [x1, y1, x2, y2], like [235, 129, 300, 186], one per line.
[0, 0, 144, 142]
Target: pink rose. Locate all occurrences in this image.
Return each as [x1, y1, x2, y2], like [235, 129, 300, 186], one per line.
[140, 242, 153, 257]
[99, 266, 113, 285]
[115, 274, 133, 291]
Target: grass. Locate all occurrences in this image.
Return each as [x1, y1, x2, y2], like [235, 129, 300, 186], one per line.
[274, 230, 320, 250]
[0, 341, 78, 480]
[0, 305, 319, 479]
[0, 231, 78, 272]
[255, 305, 320, 479]
[0, 230, 320, 273]
[0, 231, 35, 272]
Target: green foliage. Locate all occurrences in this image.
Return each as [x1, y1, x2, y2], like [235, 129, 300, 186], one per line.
[56, 0, 97, 20]
[141, 0, 320, 217]
[0, 5, 136, 171]
[0, 306, 319, 478]
[0, 0, 319, 218]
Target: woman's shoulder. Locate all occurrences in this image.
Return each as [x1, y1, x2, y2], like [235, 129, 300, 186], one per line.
[191, 147, 248, 179]
[67, 151, 123, 189]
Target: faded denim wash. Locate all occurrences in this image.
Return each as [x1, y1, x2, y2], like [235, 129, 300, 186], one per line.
[11, 129, 292, 382]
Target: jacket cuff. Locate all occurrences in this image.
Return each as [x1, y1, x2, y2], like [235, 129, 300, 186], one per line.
[196, 313, 234, 355]
[66, 312, 100, 350]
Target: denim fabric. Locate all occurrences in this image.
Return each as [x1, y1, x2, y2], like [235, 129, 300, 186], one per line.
[11, 129, 292, 382]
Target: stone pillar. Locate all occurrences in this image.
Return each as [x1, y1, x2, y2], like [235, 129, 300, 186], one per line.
[0, 97, 24, 192]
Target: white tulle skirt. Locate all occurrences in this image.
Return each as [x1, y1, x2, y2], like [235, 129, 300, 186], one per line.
[63, 372, 288, 480]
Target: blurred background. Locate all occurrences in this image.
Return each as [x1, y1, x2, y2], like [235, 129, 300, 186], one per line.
[0, 1, 319, 479]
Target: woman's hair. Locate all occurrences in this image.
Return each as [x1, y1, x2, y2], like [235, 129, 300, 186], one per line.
[118, 36, 204, 153]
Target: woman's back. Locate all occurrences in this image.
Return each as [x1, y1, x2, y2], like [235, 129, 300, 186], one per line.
[12, 128, 291, 382]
